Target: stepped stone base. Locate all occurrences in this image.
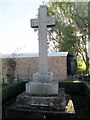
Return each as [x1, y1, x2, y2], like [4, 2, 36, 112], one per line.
[5, 88, 75, 119]
[16, 89, 67, 109]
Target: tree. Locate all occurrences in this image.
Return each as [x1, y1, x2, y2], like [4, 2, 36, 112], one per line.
[72, 2, 89, 73]
[45, 1, 89, 73]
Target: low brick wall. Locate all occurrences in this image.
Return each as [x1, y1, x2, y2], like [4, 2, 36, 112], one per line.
[2, 52, 68, 81]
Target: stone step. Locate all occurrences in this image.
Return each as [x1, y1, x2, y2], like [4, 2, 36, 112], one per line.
[26, 81, 58, 95]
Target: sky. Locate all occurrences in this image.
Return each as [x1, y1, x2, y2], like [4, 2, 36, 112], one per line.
[0, 0, 89, 55]
[0, 0, 48, 54]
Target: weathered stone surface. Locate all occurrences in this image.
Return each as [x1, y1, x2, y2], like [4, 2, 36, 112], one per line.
[16, 88, 68, 110]
[25, 7, 57, 96]
[32, 72, 53, 83]
[16, 90, 67, 110]
[31, 7, 55, 73]
[26, 81, 58, 95]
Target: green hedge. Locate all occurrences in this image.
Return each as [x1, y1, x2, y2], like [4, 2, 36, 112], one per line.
[2, 81, 26, 103]
[59, 81, 85, 95]
[3, 80, 90, 103]
[83, 81, 90, 100]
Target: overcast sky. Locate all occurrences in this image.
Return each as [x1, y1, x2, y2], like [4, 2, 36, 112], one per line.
[0, 0, 89, 54]
[0, 0, 48, 54]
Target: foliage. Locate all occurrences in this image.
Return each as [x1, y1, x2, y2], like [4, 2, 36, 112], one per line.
[6, 58, 16, 84]
[77, 56, 86, 75]
[2, 81, 26, 103]
[5, 47, 24, 84]
[72, 2, 89, 74]
[45, 1, 89, 73]
[60, 81, 84, 94]
[8, 58, 16, 69]
[83, 81, 90, 100]
[3, 82, 90, 119]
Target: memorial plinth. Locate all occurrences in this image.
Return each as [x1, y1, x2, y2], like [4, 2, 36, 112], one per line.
[26, 81, 58, 95]
[32, 72, 53, 83]
[26, 72, 58, 95]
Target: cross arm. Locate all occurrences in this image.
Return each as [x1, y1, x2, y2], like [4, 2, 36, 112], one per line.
[31, 19, 38, 28]
[47, 16, 56, 27]
[30, 16, 55, 28]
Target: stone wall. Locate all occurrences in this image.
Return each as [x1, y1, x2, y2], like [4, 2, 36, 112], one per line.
[2, 52, 68, 81]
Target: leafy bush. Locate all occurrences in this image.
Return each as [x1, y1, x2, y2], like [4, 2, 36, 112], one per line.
[59, 81, 85, 95]
[77, 57, 86, 75]
[83, 81, 90, 99]
[2, 81, 26, 103]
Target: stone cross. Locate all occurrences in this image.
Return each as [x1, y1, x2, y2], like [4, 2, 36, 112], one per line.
[31, 6, 55, 73]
